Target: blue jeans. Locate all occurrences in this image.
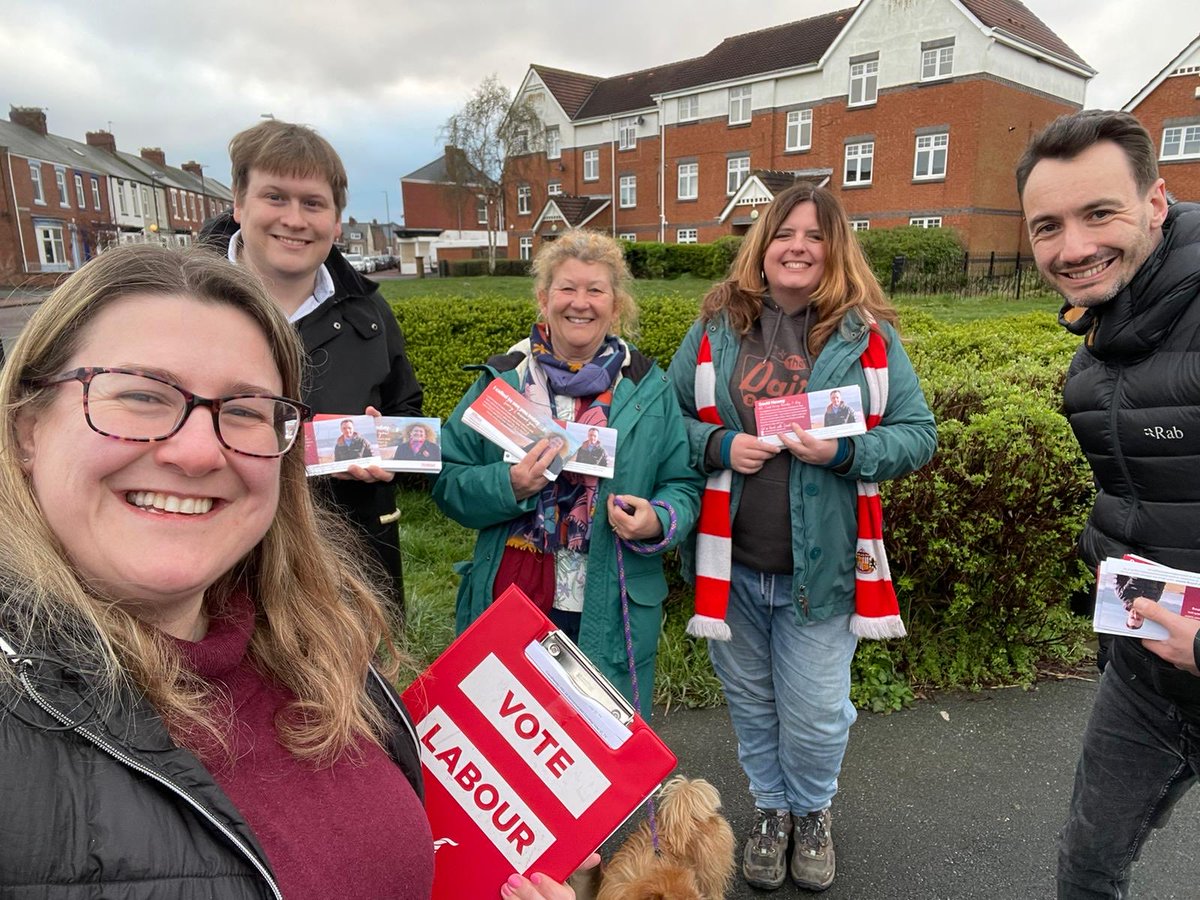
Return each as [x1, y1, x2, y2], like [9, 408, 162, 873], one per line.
[708, 561, 859, 815]
[1057, 669, 1200, 899]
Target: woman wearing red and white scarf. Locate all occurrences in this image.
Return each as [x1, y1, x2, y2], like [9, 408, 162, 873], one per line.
[667, 183, 936, 893]
[434, 230, 701, 717]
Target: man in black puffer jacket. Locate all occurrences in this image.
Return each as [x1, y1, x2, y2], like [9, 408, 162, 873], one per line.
[200, 120, 422, 621]
[1018, 110, 1200, 899]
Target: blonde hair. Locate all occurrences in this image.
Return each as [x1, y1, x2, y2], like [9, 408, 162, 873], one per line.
[229, 119, 349, 214]
[531, 229, 639, 339]
[0, 244, 398, 763]
[700, 183, 897, 354]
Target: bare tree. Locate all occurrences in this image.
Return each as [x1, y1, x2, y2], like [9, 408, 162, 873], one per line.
[442, 74, 543, 273]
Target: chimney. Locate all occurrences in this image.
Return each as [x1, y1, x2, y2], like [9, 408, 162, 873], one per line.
[86, 130, 117, 154]
[140, 147, 166, 167]
[181, 160, 204, 180]
[10, 106, 48, 136]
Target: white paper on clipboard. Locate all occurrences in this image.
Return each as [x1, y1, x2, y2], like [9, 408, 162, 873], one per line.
[525, 639, 632, 750]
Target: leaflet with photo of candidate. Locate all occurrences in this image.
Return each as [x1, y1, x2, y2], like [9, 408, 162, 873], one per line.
[1093, 556, 1200, 640]
[504, 422, 618, 479]
[462, 379, 575, 481]
[754, 384, 867, 445]
[303, 414, 443, 476]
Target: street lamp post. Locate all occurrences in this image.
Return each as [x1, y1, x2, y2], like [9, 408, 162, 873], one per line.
[381, 190, 392, 254]
[149, 171, 164, 243]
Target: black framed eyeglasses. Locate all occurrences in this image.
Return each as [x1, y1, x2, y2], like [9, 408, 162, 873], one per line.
[28, 367, 310, 459]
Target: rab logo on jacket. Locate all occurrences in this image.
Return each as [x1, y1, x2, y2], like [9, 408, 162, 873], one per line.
[1143, 426, 1184, 440]
[855, 549, 877, 574]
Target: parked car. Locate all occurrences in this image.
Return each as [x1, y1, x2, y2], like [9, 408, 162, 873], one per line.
[344, 253, 371, 274]
[370, 255, 390, 272]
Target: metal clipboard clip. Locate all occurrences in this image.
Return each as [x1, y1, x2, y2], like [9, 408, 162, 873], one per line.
[526, 630, 635, 749]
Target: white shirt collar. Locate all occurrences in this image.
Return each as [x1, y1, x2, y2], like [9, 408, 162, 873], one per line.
[228, 228, 335, 324]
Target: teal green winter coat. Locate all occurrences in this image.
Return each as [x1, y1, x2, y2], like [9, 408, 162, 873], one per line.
[667, 311, 936, 625]
[433, 344, 703, 716]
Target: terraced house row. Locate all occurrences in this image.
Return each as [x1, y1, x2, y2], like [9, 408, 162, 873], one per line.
[500, 0, 1094, 259]
[0, 107, 233, 285]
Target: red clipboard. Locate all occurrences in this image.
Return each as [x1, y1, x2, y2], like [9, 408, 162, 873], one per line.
[401, 585, 677, 898]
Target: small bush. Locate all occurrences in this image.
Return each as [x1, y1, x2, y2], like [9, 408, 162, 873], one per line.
[443, 258, 531, 277]
[857, 226, 965, 282]
[622, 239, 743, 281]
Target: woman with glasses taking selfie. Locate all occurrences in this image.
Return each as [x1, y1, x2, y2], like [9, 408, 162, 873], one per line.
[0, 245, 582, 900]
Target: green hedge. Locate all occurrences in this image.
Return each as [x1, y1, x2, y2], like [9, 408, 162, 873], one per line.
[441, 258, 532, 277]
[857, 226, 965, 283]
[622, 237, 742, 281]
[392, 294, 1095, 709]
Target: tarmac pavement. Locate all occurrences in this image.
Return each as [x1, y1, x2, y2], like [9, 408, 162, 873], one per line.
[621, 678, 1198, 899]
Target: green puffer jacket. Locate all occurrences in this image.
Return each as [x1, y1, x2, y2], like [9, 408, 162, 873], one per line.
[433, 344, 702, 715]
[667, 310, 937, 624]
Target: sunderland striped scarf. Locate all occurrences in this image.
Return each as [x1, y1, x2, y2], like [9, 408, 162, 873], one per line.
[686, 324, 906, 641]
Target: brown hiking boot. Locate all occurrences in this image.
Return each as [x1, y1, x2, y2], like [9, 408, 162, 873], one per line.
[791, 807, 835, 891]
[742, 807, 792, 890]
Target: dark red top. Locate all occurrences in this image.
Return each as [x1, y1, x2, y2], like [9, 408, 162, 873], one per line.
[173, 594, 434, 900]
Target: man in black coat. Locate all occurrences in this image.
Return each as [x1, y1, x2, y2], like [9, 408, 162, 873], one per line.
[1018, 110, 1200, 899]
[201, 119, 421, 620]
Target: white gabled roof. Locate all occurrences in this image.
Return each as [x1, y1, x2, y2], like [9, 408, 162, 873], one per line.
[1124, 34, 1200, 111]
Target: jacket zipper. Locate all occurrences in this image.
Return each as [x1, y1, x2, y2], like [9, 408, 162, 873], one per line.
[1108, 367, 1138, 543]
[15, 668, 283, 900]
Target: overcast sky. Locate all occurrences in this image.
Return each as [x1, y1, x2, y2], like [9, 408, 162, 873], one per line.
[4, 0, 1198, 223]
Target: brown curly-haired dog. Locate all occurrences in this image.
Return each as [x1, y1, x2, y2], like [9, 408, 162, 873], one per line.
[589, 776, 735, 900]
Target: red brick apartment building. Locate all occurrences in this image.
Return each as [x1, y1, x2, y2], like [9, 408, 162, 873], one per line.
[502, 0, 1093, 260]
[0, 106, 233, 286]
[1124, 34, 1200, 202]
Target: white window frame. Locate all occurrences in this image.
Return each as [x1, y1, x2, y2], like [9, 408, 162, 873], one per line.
[914, 133, 949, 180]
[849, 60, 879, 106]
[116, 180, 128, 216]
[29, 162, 45, 204]
[786, 109, 813, 152]
[545, 126, 561, 160]
[618, 232, 637, 241]
[517, 185, 531, 215]
[921, 45, 954, 80]
[519, 236, 533, 260]
[909, 216, 942, 228]
[189, 194, 197, 221]
[169, 189, 178, 217]
[844, 142, 874, 186]
[728, 85, 752, 125]
[726, 156, 750, 195]
[547, 181, 562, 196]
[583, 149, 600, 181]
[141, 187, 151, 218]
[618, 117, 637, 151]
[74, 173, 85, 208]
[476, 195, 488, 226]
[91, 176, 101, 210]
[676, 228, 698, 244]
[35, 220, 68, 270]
[678, 162, 698, 200]
[678, 94, 700, 122]
[1161, 125, 1200, 160]
[850, 220, 870, 232]
[55, 168, 70, 207]
[619, 175, 637, 208]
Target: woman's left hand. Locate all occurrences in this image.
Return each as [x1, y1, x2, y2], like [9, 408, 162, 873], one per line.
[607, 495, 663, 542]
[498, 854, 601, 899]
[331, 406, 396, 483]
[778, 424, 838, 466]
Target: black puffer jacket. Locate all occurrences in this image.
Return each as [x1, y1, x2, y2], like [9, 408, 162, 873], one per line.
[199, 214, 423, 611]
[1060, 201, 1200, 716]
[0, 634, 422, 898]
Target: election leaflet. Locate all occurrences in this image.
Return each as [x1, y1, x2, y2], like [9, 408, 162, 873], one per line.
[303, 414, 442, 475]
[462, 379, 574, 480]
[1094, 556, 1200, 640]
[755, 384, 867, 445]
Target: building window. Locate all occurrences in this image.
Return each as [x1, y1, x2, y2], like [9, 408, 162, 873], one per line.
[1161, 125, 1200, 160]
[678, 162, 698, 200]
[545, 127, 561, 160]
[786, 109, 813, 151]
[189, 194, 198, 221]
[583, 149, 599, 181]
[169, 189, 178, 217]
[512, 130, 529, 154]
[131, 183, 142, 218]
[115, 180, 127, 216]
[74, 173, 86, 207]
[619, 175, 636, 208]
[29, 162, 45, 204]
[914, 133, 949, 180]
[618, 117, 637, 151]
[91, 177, 100, 210]
[547, 181, 562, 196]
[844, 142, 874, 185]
[142, 187, 151, 218]
[850, 220, 870, 231]
[519, 236, 532, 260]
[849, 60, 879, 106]
[517, 184, 531, 215]
[678, 94, 700, 122]
[55, 168, 70, 207]
[727, 156, 750, 195]
[677, 228, 698, 244]
[35, 221, 68, 270]
[477, 195, 488, 225]
[729, 85, 752, 125]
[909, 216, 942, 228]
[922, 45, 954, 80]
[618, 232, 637, 241]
